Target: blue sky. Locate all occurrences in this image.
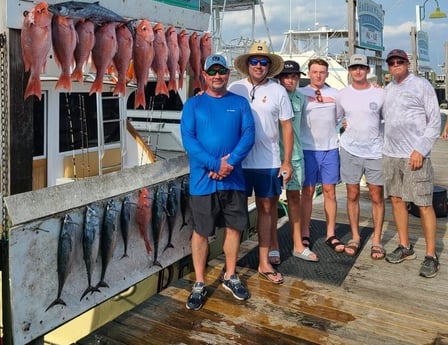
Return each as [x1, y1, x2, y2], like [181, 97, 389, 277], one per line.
[217, 0, 448, 74]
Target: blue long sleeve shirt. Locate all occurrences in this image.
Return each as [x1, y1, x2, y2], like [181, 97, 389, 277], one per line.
[181, 92, 255, 195]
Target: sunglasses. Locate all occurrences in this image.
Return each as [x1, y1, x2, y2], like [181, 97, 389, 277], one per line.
[387, 59, 406, 67]
[315, 89, 323, 103]
[206, 68, 228, 76]
[248, 58, 270, 66]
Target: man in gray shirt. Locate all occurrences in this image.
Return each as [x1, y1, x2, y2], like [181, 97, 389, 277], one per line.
[382, 49, 441, 278]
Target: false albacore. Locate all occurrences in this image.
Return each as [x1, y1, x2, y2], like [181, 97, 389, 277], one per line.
[46, 214, 78, 311]
[48, 1, 127, 24]
[80, 204, 101, 301]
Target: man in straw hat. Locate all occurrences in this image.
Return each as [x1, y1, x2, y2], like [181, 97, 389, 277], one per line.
[229, 42, 294, 284]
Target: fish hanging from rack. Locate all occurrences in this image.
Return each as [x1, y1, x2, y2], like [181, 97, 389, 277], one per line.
[80, 204, 101, 301]
[188, 31, 202, 92]
[177, 29, 190, 90]
[51, 14, 77, 91]
[97, 199, 121, 289]
[48, 1, 127, 24]
[152, 23, 170, 97]
[21, 1, 53, 101]
[165, 25, 180, 93]
[72, 19, 95, 82]
[46, 214, 78, 311]
[89, 22, 117, 95]
[112, 23, 133, 96]
[132, 19, 154, 109]
[200, 32, 212, 72]
[136, 187, 153, 256]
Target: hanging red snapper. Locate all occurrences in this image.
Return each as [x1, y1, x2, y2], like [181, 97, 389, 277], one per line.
[21, 1, 53, 100]
[113, 23, 133, 96]
[200, 32, 212, 70]
[52, 14, 77, 91]
[177, 29, 190, 90]
[72, 19, 95, 82]
[151, 23, 169, 97]
[89, 22, 117, 95]
[132, 19, 154, 109]
[188, 31, 202, 91]
[165, 25, 179, 93]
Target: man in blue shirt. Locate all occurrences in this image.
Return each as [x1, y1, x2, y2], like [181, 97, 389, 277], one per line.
[181, 54, 255, 310]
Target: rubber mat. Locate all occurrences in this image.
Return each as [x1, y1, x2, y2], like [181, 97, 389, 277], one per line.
[237, 219, 373, 286]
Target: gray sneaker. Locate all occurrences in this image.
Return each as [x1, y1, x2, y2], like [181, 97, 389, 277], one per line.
[186, 282, 207, 311]
[385, 244, 416, 263]
[419, 255, 440, 278]
[222, 274, 250, 301]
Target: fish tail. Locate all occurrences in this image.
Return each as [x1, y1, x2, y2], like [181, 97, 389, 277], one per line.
[113, 81, 126, 96]
[89, 78, 103, 95]
[120, 252, 129, 259]
[144, 239, 151, 255]
[163, 243, 174, 253]
[96, 280, 110, 289]
[80, 285, 100, 301]
[24, 75, 42, 101]
[192, 76, 201, 92]
[45, 297, 66, 312]
[155, 79, 169, 97]
[55, 74, 72, 91]
[178, 75, 184, 90]
[167, 78, 177, 92]
[71, 68, 84, 82]
[134, 90, 146, 109]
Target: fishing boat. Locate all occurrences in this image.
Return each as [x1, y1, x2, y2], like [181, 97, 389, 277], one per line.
[0, 1, 224, 344]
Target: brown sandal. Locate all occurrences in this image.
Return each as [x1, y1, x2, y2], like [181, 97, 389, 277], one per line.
[371, 244, 386, 260]
[344, 239, 361, 257]
[325, 235, 345, 253]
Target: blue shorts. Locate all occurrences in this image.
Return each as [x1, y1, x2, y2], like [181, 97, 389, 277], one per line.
[243, 168, 282, 197]
[303, 149, 340, 186]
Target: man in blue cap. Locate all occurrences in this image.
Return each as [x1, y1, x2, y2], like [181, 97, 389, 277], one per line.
[181, 54, 255, 310]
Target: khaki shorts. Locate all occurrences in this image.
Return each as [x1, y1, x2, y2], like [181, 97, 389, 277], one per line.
[383, 155, 434, 206]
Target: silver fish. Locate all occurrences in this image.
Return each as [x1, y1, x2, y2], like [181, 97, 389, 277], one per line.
[97, 199, 121, 288]
[48, 1, 127, 24]
[120, 195, 133, 259]
[80, 205, 101, 300]
[46, 214, 77, 311]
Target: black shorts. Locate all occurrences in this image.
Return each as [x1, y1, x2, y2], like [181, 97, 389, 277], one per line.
[190, 190, 249, 237]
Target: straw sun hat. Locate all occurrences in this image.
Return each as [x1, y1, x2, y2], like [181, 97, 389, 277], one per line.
[233, 42, 284, 78]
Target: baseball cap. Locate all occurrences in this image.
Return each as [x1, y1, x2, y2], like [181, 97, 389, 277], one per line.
[348, 54, 369, 68]
[277, 60, 306, 76]
[386, 49, 409, 62]
[204, 54, 228, 70]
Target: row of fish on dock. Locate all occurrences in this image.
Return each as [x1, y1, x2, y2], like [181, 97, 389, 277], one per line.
[20, 1, 212, 108]
[46, 177, 191, 311]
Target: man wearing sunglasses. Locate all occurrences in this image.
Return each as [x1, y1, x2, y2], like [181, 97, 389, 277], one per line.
[383, 49, 441, 278]
[336, 54, 386, 260]
[229, 42, 294, 284]
[181, 54, 255, 310]
[299, 58, 343, 254]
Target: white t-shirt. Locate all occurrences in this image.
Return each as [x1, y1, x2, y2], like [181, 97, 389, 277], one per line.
[299, 85, 340, 151]
[336, 84, 385, 159]
[229, 78, 293, 168]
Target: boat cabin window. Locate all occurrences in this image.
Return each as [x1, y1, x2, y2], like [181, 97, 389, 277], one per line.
[33, 95, 45, 158]
[127, 81, 183, 111]
[59, 92, 120, 152]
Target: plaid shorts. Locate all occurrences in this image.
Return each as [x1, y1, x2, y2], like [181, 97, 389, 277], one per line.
[383, 155, 434, 206]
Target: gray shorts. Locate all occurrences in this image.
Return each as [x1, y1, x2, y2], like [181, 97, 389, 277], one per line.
[286, 158, 305, 191]
[189, 190, 248, 237]
[383, 155, 434, 206]
[340, 147, 383, 185]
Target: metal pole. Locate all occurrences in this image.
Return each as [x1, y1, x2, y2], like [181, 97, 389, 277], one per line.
[445, 42, 448, 101]
[411, 26, 418, 75]
[347, 0, 356, 58]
